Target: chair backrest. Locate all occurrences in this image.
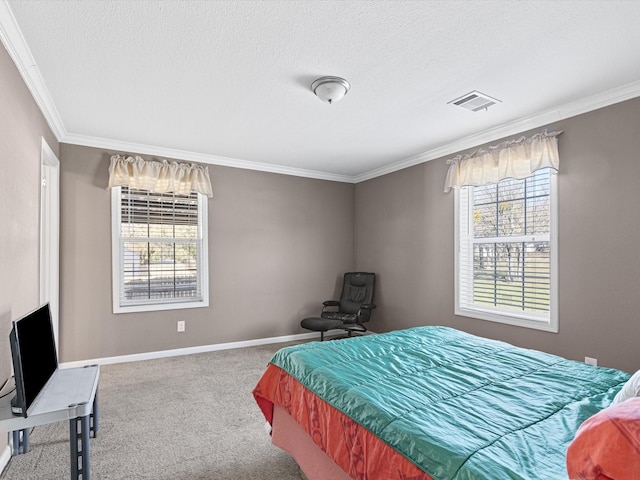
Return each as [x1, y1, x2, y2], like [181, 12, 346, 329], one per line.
[339, 272, 375, 314]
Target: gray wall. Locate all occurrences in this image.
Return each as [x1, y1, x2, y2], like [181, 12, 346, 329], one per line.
[58, 144, 354, 362]
[356, 97, 640, 373]
[3, 21, 640, 426]
[0, 43, 59, 457]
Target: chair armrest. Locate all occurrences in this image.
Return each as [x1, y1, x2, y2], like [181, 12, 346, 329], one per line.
[322, 300, 340, 313]
[355, 304, 376, 323]
[322, 300, 340, 307]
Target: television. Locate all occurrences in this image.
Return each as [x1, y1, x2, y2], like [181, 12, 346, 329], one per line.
[9, 303, 58, 417]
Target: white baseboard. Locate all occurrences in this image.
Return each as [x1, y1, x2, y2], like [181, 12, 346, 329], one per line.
[2, 328, 375, 477]
[0, 444, 11, 476]
[59, 329, 348, 369]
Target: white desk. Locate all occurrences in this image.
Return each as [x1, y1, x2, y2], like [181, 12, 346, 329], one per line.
[0, 365, 99, 480]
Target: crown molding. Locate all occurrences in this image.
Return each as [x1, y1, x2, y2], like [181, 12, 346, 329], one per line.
[2, 0, 640, 185]
[62, 132, 357, 183]
[354, 109, 562, 183]
[67, 75, 640, 185]
[0, 0, 67, 139]
[0, 2, 354, 183]
[355, 80, 640, 183]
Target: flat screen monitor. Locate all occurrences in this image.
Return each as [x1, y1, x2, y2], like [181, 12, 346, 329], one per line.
[9, 303, 58, 417]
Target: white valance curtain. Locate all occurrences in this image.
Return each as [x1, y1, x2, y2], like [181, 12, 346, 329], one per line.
[108, 155, 213, 197]
[443, 130, 561, 193]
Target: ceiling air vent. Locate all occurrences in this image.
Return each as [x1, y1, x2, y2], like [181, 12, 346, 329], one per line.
[448, 91, 501, 112]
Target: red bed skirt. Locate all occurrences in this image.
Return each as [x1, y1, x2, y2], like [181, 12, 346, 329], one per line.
[253, 363, 433, 480]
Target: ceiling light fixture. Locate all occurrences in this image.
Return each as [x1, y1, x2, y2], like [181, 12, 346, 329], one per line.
[311, 76, 350, 104]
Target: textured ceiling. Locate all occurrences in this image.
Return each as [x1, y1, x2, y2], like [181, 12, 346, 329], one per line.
[5, 0, 640, 180]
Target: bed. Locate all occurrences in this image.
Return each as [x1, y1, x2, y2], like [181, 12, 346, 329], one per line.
[253, 326, 633, 480]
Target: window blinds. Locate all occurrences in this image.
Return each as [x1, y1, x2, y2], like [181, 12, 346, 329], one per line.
[118, 187, 203, 307]
[458, 169, 552, 319]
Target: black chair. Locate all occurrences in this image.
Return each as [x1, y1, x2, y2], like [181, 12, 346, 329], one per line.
[301, 272, 376, 341]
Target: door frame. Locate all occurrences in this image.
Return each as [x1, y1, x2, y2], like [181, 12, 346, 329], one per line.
[40, 138, 60, 353]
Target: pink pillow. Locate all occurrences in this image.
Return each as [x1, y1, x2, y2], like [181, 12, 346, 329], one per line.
[567, 397, 640, 480]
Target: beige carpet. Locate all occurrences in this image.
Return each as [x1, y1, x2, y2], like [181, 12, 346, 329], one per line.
[1, 343, 303, 479]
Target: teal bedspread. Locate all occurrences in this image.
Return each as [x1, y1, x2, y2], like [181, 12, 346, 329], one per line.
[270, 326, 629, 480]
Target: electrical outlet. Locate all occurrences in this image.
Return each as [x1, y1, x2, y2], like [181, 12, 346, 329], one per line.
[585, 356, 597, 366]
[177, 320, 185, 332]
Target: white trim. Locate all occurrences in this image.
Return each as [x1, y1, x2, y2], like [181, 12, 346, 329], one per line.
[454, 186, 461, 323]
[0, 444, 11, 477]
[0, 1, 66, 139]
[549, 169, 559, 331]
[455, 306, 558, 333]
[59, 330, 347, 369]
[111, 188, 121, 314]
[40, 138, 60, 352]
[59, 79, 640, 184]
[64, 133, 356, 184]
[354, 80, 640, 183]
[2, 0, 639, 184]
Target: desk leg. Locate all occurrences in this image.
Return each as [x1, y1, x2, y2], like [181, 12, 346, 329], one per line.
[11, 428, 29, 455]
[80, 415, 91, 480]
[11, 429, 28, 455]
[90, 389, 99, 437]
[70, 415, 91, 480]
[22, 429, 28, 454]
[12, 430, 18, 456]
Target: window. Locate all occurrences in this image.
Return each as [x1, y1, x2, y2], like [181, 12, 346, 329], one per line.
[455, 168, 557, 331]
[111, 186, 209, 313]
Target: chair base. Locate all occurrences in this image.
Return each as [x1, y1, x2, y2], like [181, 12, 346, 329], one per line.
[342, 323, 367, 335]
[301, 317, 344, 341]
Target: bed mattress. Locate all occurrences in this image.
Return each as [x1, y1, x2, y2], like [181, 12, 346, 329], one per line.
[254, 326, 629, 480]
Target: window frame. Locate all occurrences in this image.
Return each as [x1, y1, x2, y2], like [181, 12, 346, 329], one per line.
[454, 170, 558, 332]
[111, 186, 209, 314]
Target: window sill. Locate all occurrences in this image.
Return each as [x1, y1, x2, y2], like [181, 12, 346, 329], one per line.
[455, 306, 558, 333]
[113, 299, 209, 314]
